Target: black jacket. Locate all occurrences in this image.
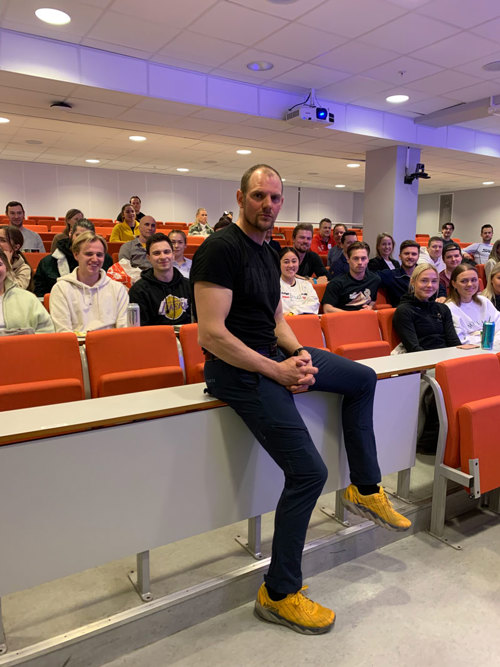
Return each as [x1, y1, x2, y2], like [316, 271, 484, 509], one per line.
[368, 256, 400, 272]
[129, 267, 191, 326]
[393, 293, 460, 352]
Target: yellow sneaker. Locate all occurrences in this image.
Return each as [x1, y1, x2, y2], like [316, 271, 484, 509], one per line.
[342, 484, 411, 532]
[254, 583, 335, 635]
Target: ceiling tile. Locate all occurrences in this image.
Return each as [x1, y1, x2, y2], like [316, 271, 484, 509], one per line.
[363, 56, 443, 84]
[416, 0, 500, 28]
[410, 69, 484, 95]
[298, 0, 407, 38]
[108, 0, 218, 28]
[230, 0, 326, 20]
[449, 79, 500, 103]
[155, 32, 245, 69]
[214, 49, 301, 80]
[319, 76, 391, 103]
[313, 41, 399, 74]
[454, 52, 500, 80]
[360, 13, 459, 53]
[413, 32, 499, 69]
[255, 24, 346, 62]
[270, 63, 350, 90]
[405, 95, 464, 114]
[188, 3, 287, 46]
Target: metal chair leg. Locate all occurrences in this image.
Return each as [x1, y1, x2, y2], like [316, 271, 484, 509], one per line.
[235, 516, 263, 559]
[128, 551, 153, 601]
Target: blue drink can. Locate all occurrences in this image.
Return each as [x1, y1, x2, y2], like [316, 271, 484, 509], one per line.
[481, 321, 495, 350]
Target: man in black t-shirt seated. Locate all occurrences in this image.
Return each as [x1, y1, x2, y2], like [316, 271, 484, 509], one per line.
[292, 223, 329, 284]
[323, 241, 380, 312]
[129, 232, 191, 326]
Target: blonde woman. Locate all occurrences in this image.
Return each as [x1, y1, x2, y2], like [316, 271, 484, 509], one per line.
[484, 240, 500, 281]
[482, 261, 500, 311]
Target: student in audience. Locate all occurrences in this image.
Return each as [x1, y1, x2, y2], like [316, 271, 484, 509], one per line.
[484, 240, 500, 280]
[35, 219, 113, 297]
[310, 218, 334, 254]
[417, 236, 445, 272]
[440, 222, 455, 248]
[128, 232, 191, 326]
[482, 262, 500, 311]
[116, 195, 145, 222]
[393, 263, 460, 353]
[110, 203, 139, 242]
[463, 224, 494, 264]
[5, 201, 45, 253]
[168, 230, 192, 278]
[50, 208, 84, 252]
[0, 225, 31, 289]
[439, 243, 462, 293]
[0, 248, 54, 333]
[279, 247, 320, 315]
[329, 229, 358, 276]
[368, 233, 400, 272]
[292, 223, 329, 283]
[445, 264, 500, 345]
[189, 208, 213, 236]
[323, 242, 380, 312]
[214, 217, 232, 232]
[50, 232, 128, 334]
[118, 215, 156, 270]
[327, 223, 347, 267]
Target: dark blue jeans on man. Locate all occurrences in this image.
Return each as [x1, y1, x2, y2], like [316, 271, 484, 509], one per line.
[204, 346, 381, 595]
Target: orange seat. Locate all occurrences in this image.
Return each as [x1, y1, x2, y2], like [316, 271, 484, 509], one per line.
[320, 311, 390, 360]
[476, 263, 486, 286]
[377, 308, 401, 351]
[373, 286, 392, 310]
[284, 314, 327, 349]
[24, 224, 48, 233]
[43, 293, 50, 312]
[51, 226, 65, 234]
[0, 333, 84, 412]
[179, 323, 205, 384]
[107, 242, 124, 256]
[186, 236, 205, 245]
[24, 252, 49, 271]
[85, 326, 184, 398]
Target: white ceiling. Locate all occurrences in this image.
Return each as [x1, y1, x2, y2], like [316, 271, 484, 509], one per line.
[1, 0, 500, 194]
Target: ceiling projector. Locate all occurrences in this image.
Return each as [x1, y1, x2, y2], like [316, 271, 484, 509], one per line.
[284, 89, 334, 127]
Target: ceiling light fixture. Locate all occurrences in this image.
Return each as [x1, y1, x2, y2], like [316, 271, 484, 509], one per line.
[386, 94, 409, 104]
[236, 149, 252, 155]
[35, 8, 71, 25]
[129, 135, 146, 142]
[482, 181, 494, 185]
[483, 61, 500, 72]
[26, 140, 43, 145]
[346, 163, 360, 168]
[86, 159, 100, 164]
[247, 61, 274, 72]
[335, 184, 346, 188]
[177, 168, 190, 172]
[0, 117, 10, 124]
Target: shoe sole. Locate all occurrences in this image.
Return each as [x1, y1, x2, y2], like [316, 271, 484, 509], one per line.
[254, 602, 335, 635]
[342, 497, 410, 532]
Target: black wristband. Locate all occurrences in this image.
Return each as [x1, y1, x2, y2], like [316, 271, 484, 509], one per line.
[292, 347, 306, 356]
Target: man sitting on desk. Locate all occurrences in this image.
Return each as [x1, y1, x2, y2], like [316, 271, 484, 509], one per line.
[292, 223, 328, 284]
[322, 242, 380, 312]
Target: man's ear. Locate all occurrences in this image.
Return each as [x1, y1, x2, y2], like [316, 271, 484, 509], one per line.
[236, 189, 243, 209]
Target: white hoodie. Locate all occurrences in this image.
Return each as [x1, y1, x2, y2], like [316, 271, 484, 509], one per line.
[50, 268, 129, 334]
[445, 295, 500, 345]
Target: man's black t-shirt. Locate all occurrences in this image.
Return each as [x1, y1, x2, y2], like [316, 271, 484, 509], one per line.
[298, 250, 328, 279]
[322, 270, 381, 310]
[190, 224, 280, 349]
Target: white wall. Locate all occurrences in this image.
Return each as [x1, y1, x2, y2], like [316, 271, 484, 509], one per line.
[416, 193, 440, 236]
[0, 159, 353, 226]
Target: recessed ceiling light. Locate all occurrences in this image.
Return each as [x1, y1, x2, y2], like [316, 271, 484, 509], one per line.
[307, 172, 319, 176]
[483, 61, 500, 72]
[268, 0, 300, 4]
[86, 159, 100, 164]
[247, 61, 274, 72]
[26, 139, 43, 145]
[0, 117, 10, 124]
[346, 163, 360, 168]
[129, 135, 146, 142]
[203, 160, 218, 164]
[386, 94, 409, 104]
[236, 149, 252, 155]
[335, 184, 346, 188]
[177, 167, 190, 172]
[35, 8, 71, 25]
[282, 178, 286, 182]
[482, 181, 495, 185]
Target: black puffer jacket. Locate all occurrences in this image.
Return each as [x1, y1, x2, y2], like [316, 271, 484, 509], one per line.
[393, 293, 460, 352]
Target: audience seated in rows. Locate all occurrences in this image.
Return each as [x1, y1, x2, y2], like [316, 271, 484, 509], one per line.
[188, 208, 213, 237]
[169, 230, 192, 278]
[292, 223, 329, 283]
[35, 219, 113, 298]
[0, 248, 53, 334]
[128, 233, 191, 327]
[445, 264, 500, 346]
[0, 225, 31, 289]
[440, 221, 455, 248]
[326, 223, 347, 267]
[5, 200, 45, 253]
[438, 243, 462, 293]
[118, 215, 156, 271]
[485, 240, 500, 281]
[279, 247, 319, 315]
[482, 262, 500, 311]
[110, 203, 140, 242]
[323, 242, 380, 313]
[463, 224, 493, 264]
[50, 208, 84, 252]
[116, 195, 145, 223]
[393, 263, 460, 353]
[367, 232, 400, 272]
[329, 229, 358, 277]
[417, 236, 445, 273]
[50, 232, 129, 334]
[310, 217, 334, 254]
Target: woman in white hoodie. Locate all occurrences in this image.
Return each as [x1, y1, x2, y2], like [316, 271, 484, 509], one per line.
[445, 263, 500, 346]
[50, 232, 129, 334]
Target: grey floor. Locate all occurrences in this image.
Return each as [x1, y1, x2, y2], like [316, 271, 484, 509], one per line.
[102, 515, 500, 667]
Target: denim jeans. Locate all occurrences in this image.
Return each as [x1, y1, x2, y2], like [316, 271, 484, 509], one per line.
[204, 346, 381, 595]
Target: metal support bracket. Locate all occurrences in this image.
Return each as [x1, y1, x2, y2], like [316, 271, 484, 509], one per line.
[321, 489, 350, 527]
[486, 488, 500, 514]
[394, 468, 412, 502]
[0, 598, 7, 655]
[128, 551, 153, 601]
[235, 516, 263, 560]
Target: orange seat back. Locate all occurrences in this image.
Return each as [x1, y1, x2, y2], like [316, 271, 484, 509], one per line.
[43, 293, 50, 312]
[377, 308, 401, 350]
[24, 252, 49, 271]
[85, 326, 184, 397]
[0, 333, 84, 412]
[435, 355, 500, 469]
[179, 323, 206, 384]
[321, 311, 390, 360]
[285, 314, 326, 349]
[475, 264, 486, 286]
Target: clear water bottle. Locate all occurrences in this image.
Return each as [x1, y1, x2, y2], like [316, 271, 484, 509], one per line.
[127, 303, 140, 327]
